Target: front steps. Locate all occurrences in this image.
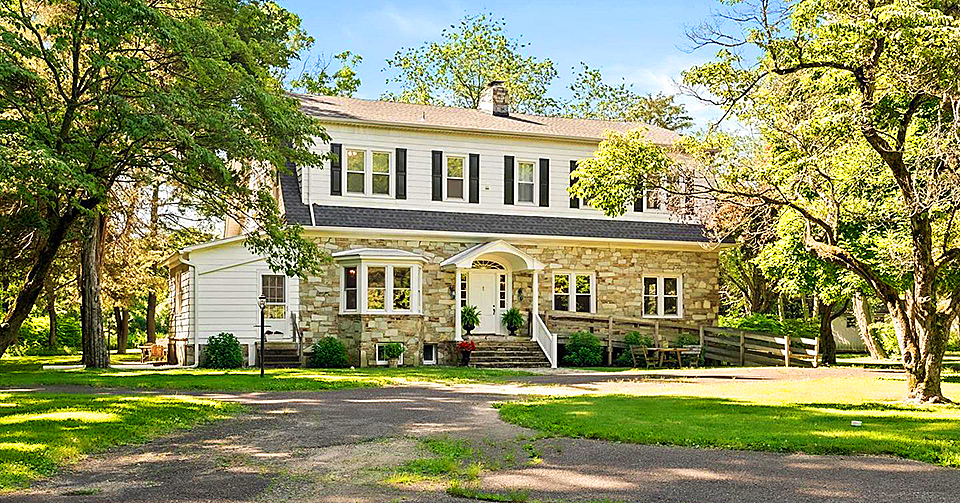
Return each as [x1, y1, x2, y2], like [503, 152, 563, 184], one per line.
[259, 342, 301, 368]
[466, 335, 550, 368]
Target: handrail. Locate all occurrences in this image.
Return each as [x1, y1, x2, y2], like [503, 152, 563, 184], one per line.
[532, 312, 558, 368]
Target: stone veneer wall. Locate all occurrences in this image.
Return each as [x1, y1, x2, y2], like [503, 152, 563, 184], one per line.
[299, 236, 719, 367]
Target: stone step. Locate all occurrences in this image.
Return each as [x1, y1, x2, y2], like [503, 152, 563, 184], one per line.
[471, 349, 545, 356]
[470, 361, 550, 368]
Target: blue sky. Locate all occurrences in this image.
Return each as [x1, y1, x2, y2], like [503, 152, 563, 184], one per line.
[278, 0, 725, 126]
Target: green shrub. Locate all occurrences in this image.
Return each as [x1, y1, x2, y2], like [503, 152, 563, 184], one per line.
[309, 337, 348, 368]
[871, 320, 900, 357]
[203, 332, 244, 369]
[677, 333, 700, 346]
[624, 331, 653, 348]
[563, 331, 603, 367]
[719, 313, 817, 339]
[382, 342, 405, 360]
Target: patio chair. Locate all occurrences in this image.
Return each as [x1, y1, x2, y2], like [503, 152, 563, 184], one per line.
[628, 345, 654, 368]
[680, 344, 703, 367]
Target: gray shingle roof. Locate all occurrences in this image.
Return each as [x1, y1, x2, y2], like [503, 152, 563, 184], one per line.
[294, 94, 680, 145]
[278, 168, 312, 225]
[309, 204, 712, 243]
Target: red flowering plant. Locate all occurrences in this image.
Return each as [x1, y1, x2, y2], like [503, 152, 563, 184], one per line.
[458, 341, 476, 352]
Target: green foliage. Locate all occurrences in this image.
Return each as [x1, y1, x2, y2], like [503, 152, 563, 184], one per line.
[290, 51, 362, 97]
[719, 314, 818, 340]
[871, 321, 902, 358]
[309, 337, 348, 368]
[461, 305, 480, 330]
[382, 342, 405, 360]
[12, 313, 82, 356]
[562, 331, 603, 367]
[564, 63, 692, 130]
[202, 333, 244, 369]
[624, 331, 653, 348]
[383, 12, 558, 114]
[500, 308, 524, 330]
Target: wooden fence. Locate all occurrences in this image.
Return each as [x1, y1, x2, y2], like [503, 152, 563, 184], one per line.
[543, 311, 819, 367]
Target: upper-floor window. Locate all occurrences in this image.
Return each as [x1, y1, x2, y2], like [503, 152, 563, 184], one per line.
[446, 155, 465, 200]
[343, 148, 392, 196]
[642, 276, 681, 318]
[645, 189, 662, 211]
[517, 160, 536, 203]
[261, 274, 286, 319]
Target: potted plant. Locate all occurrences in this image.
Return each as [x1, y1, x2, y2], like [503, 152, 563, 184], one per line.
[458, 340, 476, 366]
[461, 305, 480, 336]
[382, 342, 404, 368]
[501, 307, 524, 336]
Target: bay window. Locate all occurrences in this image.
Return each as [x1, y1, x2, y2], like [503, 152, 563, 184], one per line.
[336, 254, 423, 314]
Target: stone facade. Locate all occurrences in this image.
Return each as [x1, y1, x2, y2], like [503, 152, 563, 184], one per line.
[298, 235, 720, 367]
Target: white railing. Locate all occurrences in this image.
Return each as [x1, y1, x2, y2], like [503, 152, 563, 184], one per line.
[532, 313, 558, 368]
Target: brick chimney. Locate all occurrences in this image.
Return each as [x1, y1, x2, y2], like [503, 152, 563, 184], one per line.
[479, 81, 509, 117]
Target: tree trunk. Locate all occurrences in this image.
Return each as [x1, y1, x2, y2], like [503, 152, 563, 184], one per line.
[817, 300, 837, 365]
[45, 279, 58, 348]
[777, 293, 786, 322]
[80, 213, 109, 368]
[0, 207, 84, 358]
[146, 292, 157, 344]
[886, 297, 950, 403]
[113, 306, 129, 354]
[852, 293, 886, 360]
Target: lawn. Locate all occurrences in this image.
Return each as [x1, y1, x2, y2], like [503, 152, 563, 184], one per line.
[0, 355, 533, 392]
[497, 376, 960, 467]
[0, 392, 239, 490]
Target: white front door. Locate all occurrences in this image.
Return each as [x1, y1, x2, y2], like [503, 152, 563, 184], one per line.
[469, 271, 499, 333]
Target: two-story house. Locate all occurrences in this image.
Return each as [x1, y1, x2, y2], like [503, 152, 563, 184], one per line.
[165, 82, 721, 368]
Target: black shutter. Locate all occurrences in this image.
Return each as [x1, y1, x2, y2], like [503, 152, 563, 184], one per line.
[431, 150, 443, 201]
[395, 148, 407, 200]
[330, 143, 342, 196]
[539, 158, 550, 207]
[469, 153, 480, 203]
[503, 155, 514, 205]
[569, 160, 579, 208]
[634, 186, 644, 212]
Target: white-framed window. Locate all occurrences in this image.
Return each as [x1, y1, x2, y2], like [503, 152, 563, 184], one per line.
[372, 150, 391, 195]
[339, 263, 421, 314]
[459, 274, 468, 309]
[261, 274, 286, 319]
[342, 148, 392, 196]
[553, 272, 595, 313]
[423, 344, 437, 365]
[446, 155, 465, 200]
[345, 148, 365, 194]
[645, 189, 663, 211]
[343, 266, 358, 312]
[375, 343, 404, 365]
[517, 160, 536, 203]
[642, 276, 682, 318]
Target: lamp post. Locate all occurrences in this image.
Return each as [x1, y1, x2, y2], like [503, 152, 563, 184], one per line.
[258, 294, 266, 378]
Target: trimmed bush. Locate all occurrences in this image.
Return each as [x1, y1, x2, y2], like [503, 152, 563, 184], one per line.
[203, 332, 244, 369]
[309, 337, 348, 368]
[563, 331, 603, 367]
[382, 342, 405, 360]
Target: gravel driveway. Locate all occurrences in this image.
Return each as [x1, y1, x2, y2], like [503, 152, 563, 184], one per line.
[5, 369, 959, 503]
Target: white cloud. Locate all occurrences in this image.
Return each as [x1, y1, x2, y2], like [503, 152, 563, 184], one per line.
[375, 5, 444, 38]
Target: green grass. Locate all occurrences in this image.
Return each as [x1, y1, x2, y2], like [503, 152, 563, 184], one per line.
[498, 393, 960, 467]
[0, 355, 533, 392]
[387, 436, 481, 484]
[0, 392, 239, 490]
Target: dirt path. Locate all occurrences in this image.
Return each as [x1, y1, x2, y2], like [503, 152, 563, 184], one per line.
[5, 368, 959, 503]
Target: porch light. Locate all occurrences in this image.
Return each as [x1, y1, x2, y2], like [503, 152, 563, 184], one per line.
[517, 288, 524, 302]
[449, 285, 456, 300]
[258, 294, 267, 309]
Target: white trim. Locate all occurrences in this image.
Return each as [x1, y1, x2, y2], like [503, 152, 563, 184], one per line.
[641, 275, 684, 319]
[340, 262, 422, 315]
[422, 343, 437, 365]
[375, 343, 405, 366]
[551, 271, 596, 314]
[441, 240, 545, 271]
[258, 272, 288, 322]
[340, 147, 394, 197]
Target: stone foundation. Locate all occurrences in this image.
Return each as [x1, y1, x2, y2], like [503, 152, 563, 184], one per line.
[299, 235, 719, 367]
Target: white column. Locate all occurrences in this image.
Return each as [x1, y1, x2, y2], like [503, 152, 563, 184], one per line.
[531, 269, 539, 341]
[455, 268, 463, 341]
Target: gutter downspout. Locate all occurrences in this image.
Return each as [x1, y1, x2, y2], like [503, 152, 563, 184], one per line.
[179, 256, 200, 368]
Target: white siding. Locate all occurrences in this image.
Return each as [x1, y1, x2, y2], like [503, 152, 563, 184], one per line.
[187, 242, 300, 345]
[304, 123, 676, 223]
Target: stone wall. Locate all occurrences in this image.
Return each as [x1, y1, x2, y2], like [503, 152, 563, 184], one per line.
[298, 236, 719, 366]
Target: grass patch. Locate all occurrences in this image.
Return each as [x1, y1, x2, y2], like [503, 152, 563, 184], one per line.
[498, 392, 960, 467]
[388, 436, 478, 483]
[448, 480, 529, 502]
[0, 355, 532, 392]
[0, 392, 239, 490]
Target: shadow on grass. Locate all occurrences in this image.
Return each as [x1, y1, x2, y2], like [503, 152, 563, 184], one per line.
[497, 394, 960, 467]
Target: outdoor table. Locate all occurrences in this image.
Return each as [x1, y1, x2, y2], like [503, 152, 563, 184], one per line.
[652, 347, 684, 368]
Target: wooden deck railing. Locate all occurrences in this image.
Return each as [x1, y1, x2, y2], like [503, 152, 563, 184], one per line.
[542, 311, 818, 367]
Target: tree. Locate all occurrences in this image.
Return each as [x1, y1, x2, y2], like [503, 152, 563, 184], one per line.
[383, 12, 559, 114]
[0, 0, 329, 361]
[573, 1, 960, 402]
[565, 64, 693, 131]
[290, 51, 362, 96]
